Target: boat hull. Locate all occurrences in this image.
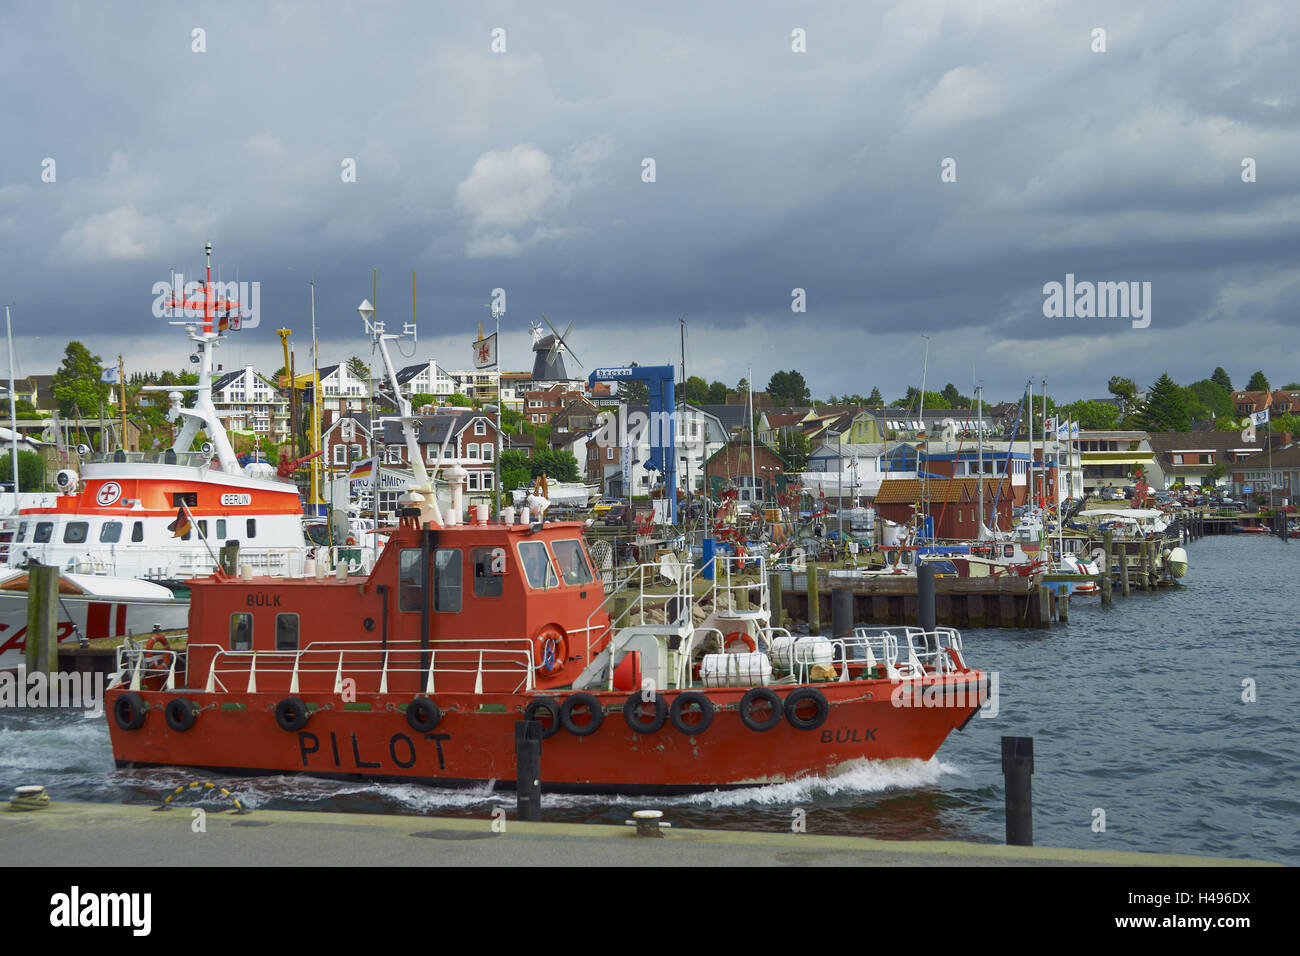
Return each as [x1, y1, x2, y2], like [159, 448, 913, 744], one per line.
[106, 678, 985, 792]
[0, 590, 187, 672]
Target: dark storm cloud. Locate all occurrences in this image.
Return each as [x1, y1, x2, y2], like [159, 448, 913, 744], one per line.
[0, 0, 1297, 404]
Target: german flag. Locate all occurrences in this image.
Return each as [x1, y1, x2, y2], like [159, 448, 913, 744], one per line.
[167, 506, 191, 538]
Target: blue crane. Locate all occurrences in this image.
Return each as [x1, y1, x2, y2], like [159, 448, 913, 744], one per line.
[588, 365, 678, 524]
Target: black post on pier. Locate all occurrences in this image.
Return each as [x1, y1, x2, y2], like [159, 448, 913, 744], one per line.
[515, 720, 542, 822]
[1002, 736, 1034, 847]
[832, 586, 854, 665]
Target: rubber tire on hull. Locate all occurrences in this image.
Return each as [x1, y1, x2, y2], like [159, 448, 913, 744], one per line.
[523, 696, 562, 739]
[274, 697, 310, 732]
[406, 696, 441, 733]
[559, 693, 604, 737]
[738, 687, 783, 732]
[669, 691, 715, 735]
[164, 698, 198, 732]
[783, 687, 829, 731]
[623, 693, 668, 734]
[113, 692, 147, 731]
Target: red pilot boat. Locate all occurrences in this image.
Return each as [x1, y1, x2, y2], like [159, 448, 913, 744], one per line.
[103, 302, 988, 793]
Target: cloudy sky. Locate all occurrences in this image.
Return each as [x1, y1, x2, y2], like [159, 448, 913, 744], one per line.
[1, 0, 1297, 405]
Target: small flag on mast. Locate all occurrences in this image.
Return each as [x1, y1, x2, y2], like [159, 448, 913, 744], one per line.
[167, 506, 191, 538]
[472, 331, 498, 369]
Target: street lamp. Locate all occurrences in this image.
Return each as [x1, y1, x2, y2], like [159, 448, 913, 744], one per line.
[483, 403, 501, 518]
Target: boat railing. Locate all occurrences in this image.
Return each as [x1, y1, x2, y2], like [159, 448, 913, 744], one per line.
[583, 559, 696, 662]
[111, 643, 184, 692]
[192, 638, 537, 697]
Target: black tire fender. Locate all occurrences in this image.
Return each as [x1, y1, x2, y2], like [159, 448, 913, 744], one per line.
[406, 696, 441, 733]
[559, 692, 604, 736]
[669, 691, 714, 735]
[523, 696, 562, 738]
[738, 687, 783, 732]
[113, 691, 147, 731]
[783, 687, 829, 731]
[274, 696, 310, 732]
[164, 697, 198, 732]
[623, 692, 667, 734]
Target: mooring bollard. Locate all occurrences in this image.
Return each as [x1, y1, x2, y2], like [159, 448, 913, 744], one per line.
[1002, 736, 1034, 847]
[515, 719, 542, 822]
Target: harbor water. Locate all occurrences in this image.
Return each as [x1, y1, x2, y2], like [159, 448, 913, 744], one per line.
[1, 535, 1295, 863]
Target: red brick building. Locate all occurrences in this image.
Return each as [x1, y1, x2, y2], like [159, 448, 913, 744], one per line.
[874, 477, 1012, 540]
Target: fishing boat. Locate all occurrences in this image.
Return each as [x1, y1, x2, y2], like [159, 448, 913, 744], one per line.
[103, 305, 989, 793]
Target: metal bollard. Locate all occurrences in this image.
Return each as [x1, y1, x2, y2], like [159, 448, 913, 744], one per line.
[515, 719, 542, 822]
[1002, 736, 1034, 846]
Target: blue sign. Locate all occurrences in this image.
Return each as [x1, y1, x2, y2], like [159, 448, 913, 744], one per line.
[1243, 485, 1254, 494]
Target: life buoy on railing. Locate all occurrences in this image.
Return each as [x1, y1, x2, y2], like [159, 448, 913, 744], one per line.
[144, 633, 171, 671]
[723, 631, 757, 654]
[346, 536, 357, 546]
[532, 625, 568, 678]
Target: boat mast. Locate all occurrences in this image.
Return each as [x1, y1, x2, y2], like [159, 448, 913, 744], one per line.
[5, 305, 19, 503]
[310, 280, 322, 516]
[976, 383, 984, 534]
[747, 364, 756, 508]
[918, 335, 929, 540]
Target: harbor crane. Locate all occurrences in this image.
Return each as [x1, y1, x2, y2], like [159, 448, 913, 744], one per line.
[588, 365, 677, 524]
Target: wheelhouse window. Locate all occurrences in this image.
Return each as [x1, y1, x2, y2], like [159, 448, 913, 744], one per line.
[246, 519, 256, 538]
[472, 547, 504, 597]
[64, 522, 89, 544]
[398, 548, 424, 611]
[517, 540, 558, 590]
[99, 521, 122, 543]
[197, 520, 208, 540]
[230, 613, 253, 650]
[131, 521, 143, 542]
[433, 548, 462, 612]
[172, 492, 198, 508]
[552, 539, 594, 586]
[275, 613, 299, 650]
[216, 519, 227, 539]
[16, 522, 26, 542]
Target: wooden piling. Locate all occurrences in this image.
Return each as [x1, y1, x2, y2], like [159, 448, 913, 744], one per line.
[1120, 540, 1130, 597]
[1037, 583, 1051, 628]
[767, 572, 783, 630]
[1058, 589, 1069, 622]
[1100, 529, 1113, 606]
[807, 563, 821, 633]
[24, 563, 60, 675]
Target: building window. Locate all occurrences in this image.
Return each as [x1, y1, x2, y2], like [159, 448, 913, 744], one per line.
[481, 472, 494, 490]
[482, 443, 493, 462]
[467, 443, 479, 460]
[333, 444, 347, 465]
[475, 420, 486, 435]
[467, 472, 480, 491]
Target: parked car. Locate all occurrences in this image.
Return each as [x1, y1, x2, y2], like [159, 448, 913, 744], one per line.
[602, 505, 628, 526]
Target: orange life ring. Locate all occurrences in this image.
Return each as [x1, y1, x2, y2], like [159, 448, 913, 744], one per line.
[145, 634, 171, 670]
[533, 625, 568, 678]
[723, 631, 757, 654]
[345, 536, 357, 546]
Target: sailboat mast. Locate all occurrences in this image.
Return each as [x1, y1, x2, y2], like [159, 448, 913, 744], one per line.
[5, 306, 19, 500]
[977, 383, 984, 533]
[310, 280, 321, 516]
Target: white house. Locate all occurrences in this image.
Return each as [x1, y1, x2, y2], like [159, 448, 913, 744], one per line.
[211, 366, 289, 442]
[396, 360, 455, 403]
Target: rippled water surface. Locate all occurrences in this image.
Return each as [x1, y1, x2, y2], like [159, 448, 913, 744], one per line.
[2, 536, 1295, 862]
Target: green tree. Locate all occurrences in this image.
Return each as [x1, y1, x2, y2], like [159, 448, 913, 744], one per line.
[1137, 373, 1190, 432]
[447, 393, 473, 407]
[867, 386, 883, 405]
[707, 381, 728, 404]
[1211, 367, 1233, 391]
[766, 370, 811, 405]
[682, 376, 710, 405]
[1214, 416, 1240, 432]
[346, 356, 371, 381]
[1183, 380, 1233, 421]
[1107, 376, 1138, 419]
[0, 450, 47, 491]
[1247, 370, 1271, 393]
[52, 342, 111, 417]
[1060, 400, 1119, 430]
[529, 446, 579, 483]
[409, 392, 435, 409]
[1283, 382, 1300, 390]
[499, 449, 531, 491]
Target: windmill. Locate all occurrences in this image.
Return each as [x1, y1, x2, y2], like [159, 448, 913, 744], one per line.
[541, 314, 582, 370]
[530, 314, 582, 382]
